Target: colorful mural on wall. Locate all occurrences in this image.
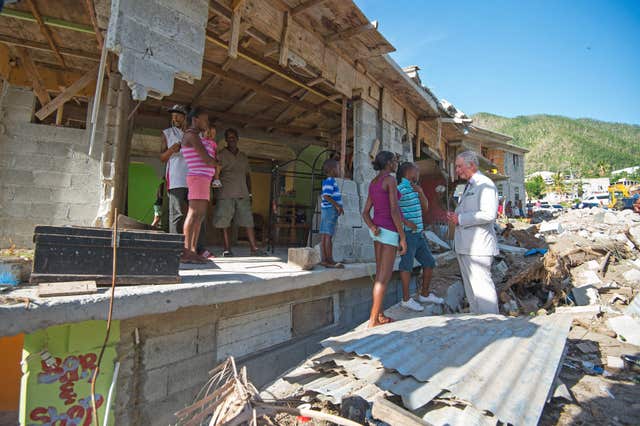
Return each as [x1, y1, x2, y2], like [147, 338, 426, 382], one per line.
[20, 320, 120, 426]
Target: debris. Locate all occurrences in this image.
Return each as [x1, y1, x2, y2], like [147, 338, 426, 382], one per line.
[444, 280, 465, 313]
[424, 230, 451, 251]
[576, 341, 599, 354]
[539, 221, 564, 234]
[551, 380, 574, 402]
[623, 268, 640, 283]
[608, 315, 640, 346]
[498, 243, 528, 254]
[606, 356, 625, 370]
[622, 354, 640, 371]
[37, 281, 98, 298]
[572, 286, 600, 306]
[371, 396, 428, 426]
[525, 248, 548, 256]
[287, 247, 320, 270]
[581, 361, 604, 375]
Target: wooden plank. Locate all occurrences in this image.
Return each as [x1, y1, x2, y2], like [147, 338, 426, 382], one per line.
[209, 1, 267, 45]
[35, 64, 98, 120]
[340, 96, 347, 177]
[37, 281, 97, 298]
[25, 0, 66, 68]
[231, 0, 245, 11]
[278, 11, 291, 67]
[83, 0, 104, 49]
[325, 21, 378, 43]
[192, 75, 221, 104]
[228, 2, 244, 59]
[202, 59, 337, 118]
[372, 397, 431, 426]
[291, 0, 328, 16]
[13, 46, 51, 106]
[56, 103, 64, 125]
[0, 34, 100, 61]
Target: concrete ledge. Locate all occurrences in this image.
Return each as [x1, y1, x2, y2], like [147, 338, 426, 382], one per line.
[0, 252, 454, 337]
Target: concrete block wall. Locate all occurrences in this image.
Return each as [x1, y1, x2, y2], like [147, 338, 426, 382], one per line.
[0, 85, 101, 248]
[114, 274, 412, 425]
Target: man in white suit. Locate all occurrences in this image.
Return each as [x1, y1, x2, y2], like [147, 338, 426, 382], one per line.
[447, 151, 499, 314]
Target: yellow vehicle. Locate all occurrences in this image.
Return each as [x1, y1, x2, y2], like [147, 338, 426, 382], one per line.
[608, 179, 640, 209]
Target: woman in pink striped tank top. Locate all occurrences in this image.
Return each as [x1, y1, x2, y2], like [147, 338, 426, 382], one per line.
[180, 107, 218, 263]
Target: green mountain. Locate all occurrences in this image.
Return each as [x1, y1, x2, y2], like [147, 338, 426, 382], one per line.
[472, 113, 640, 176]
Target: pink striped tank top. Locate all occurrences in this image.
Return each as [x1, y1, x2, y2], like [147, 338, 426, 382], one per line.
[182, 130, 217, 178]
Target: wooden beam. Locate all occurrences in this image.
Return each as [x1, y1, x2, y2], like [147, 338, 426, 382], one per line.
[209, 1, 267, 45]
[340, 96, 347, 178]
[192, 75, 221, 104]
[0, 34, 100, 61]
[56, 103, 64, 125]
[231, 0, 245, 11]
[307, 77, 325, 87]
[13, 47, 51, 106]
[25, 0, 66, 68]
[292, 0, 328, 16]
[207, 109, 328, 137]
[278, 11, 291, 67]
[205, 31, 340, 106]
[203, 59, 337, 119]
[83, 0, 104, 49]
[263, 42, 280, 58]
[228, 1, 244, 59]
[325, 21, 378, 43]
[275, 91, 309, 122]
[372, 397, 431, 426]
[35, 64, 99, 120]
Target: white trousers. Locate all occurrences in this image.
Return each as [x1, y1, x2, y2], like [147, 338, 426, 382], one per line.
[456, 254, 499, 314]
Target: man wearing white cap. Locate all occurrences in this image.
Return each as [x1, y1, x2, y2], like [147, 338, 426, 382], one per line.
[160, 104, 189, 234]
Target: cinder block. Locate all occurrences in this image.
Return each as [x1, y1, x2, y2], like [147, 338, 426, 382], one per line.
[143, 366, 168, 403]
[166, 351, 217, 395]
[67, 204, 98, 224]
[0, 169, 34, 186]
[32, 171, 72, 188]
[143, 328, 198, 370]
[139, 382, 201, 426]
[69, 174, 100, 189]
[288, 247, 320, 270]
[196, 322, 216, 354]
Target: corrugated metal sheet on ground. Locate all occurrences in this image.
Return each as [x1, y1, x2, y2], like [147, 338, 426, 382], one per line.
[322, 314, 572, 426]
[281, 361, 384, 403]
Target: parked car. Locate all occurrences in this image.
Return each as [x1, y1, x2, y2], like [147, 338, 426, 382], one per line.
[533, 202, 553, 213]
[574, 201, 601, 209]
[551, 204, 566, 213]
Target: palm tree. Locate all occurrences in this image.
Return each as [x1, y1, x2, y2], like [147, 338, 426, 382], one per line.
[551, 172, 567, 197]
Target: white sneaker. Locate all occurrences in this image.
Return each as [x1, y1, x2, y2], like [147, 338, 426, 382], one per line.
[212, 179, 222, 188]
[401, 298, 424, 312]
[418, 293, 444, 304]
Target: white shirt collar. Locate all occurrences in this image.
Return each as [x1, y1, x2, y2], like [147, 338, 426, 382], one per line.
[468, 171, 482, 186]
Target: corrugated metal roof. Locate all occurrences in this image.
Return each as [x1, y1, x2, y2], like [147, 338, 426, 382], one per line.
[322, 314, 572, 426]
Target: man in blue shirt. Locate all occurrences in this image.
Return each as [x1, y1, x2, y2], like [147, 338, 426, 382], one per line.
[397, 162, 442, 311]
[319, 159, 344, 268]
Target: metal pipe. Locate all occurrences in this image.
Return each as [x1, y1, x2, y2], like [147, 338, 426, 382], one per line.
[102, 361, 120, 426]
[88, 40, 108, 156]
[0, 9, 94, 34]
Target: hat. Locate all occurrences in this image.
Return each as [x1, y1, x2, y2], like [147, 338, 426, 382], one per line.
[167, 104, 187, 115]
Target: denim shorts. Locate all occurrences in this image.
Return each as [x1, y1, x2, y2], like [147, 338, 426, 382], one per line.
[320, 207, 339, 236]
[399, 231, 436, 271]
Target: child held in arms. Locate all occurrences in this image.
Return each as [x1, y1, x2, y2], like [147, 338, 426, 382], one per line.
[319, 158, 344, 268]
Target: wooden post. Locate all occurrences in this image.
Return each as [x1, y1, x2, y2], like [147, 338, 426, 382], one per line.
[278, 11, 291, 66]
[55, 104, 64, 125]
[228, 0, 245, 58]
[13, 46, 51, 106]
[340, 96, 347, 178]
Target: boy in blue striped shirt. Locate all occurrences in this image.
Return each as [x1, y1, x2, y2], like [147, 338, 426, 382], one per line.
[319, 159, 344, 268]
[397, 162, 442, 311]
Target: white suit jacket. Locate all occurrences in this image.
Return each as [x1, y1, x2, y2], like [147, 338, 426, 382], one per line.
[454, 171, 499, 256]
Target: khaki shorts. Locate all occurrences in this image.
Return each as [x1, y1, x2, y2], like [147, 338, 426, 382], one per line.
[213, 198, 254, 228]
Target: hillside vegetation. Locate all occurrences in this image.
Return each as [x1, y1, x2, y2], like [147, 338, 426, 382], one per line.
[472, 113, 640, 176]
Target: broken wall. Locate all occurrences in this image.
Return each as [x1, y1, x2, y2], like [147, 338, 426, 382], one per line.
[113, 275, 409, 425]
[0, 84, 102, 248]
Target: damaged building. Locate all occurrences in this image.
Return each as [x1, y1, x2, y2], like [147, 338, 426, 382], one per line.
[0, 1, 638, 426]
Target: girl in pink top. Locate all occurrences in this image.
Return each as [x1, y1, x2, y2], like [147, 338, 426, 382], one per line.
[180, 107, 218, 264]
[362, 151, 407, 327]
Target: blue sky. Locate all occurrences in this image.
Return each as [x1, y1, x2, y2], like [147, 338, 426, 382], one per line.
[357, 0, 640, 125]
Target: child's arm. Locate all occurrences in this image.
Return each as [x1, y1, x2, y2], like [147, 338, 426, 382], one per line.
[322, 195, 344, 215]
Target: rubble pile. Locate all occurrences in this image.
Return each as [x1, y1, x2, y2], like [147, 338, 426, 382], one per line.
[494, 208, 640, 315]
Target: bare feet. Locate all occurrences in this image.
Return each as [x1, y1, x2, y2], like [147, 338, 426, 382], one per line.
[368, 313, 394, 328]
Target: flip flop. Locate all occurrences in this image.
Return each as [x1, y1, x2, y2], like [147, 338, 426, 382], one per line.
[321, 262, 345, 269]
[222, 250, 234, 257]
[250, 249, 268, 257]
